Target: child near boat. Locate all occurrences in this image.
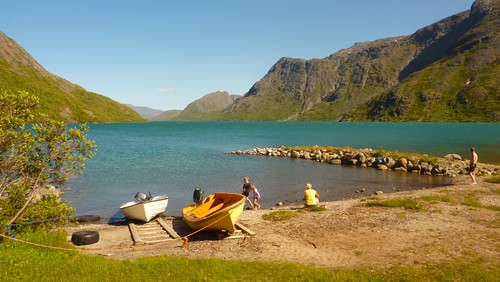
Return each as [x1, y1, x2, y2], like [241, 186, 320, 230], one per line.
[242, 176, 254, 209]
[250, 184, 261, 210]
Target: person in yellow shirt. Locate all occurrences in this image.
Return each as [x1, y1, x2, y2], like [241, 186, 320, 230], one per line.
[304, 183, 319, 207]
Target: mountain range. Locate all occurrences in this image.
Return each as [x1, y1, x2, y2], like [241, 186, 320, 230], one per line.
[154, 0, 499, 122]
[1, 0, 498, 123]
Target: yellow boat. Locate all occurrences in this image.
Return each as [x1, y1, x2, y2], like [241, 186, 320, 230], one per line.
[182, 192, 245, 234]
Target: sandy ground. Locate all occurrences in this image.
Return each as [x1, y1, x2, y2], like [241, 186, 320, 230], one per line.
[66, 177, 499, 269]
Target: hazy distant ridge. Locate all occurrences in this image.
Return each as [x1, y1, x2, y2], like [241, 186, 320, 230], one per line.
[153, 91, 240, 120]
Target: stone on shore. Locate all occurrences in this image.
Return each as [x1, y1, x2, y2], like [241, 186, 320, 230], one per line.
[228, 146, 500, 178]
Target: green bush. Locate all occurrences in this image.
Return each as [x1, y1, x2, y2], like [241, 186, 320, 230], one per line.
[0, 90, 95, 232]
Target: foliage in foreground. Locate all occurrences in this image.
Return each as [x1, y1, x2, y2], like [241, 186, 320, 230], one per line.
[0, 230, 499, 282]
[0, 90, 96, 231]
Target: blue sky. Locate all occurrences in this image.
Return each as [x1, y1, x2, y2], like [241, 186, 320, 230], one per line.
[1, 0, 473, 110]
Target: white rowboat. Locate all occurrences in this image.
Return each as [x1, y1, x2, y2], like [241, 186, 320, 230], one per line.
[120, 195, 169, 222]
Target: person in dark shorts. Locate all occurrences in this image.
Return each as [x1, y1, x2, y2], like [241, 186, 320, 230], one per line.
[468, 147, 478, 184]
[242, 176, 254, 209]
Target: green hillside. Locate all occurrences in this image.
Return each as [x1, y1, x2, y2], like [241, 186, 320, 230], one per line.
[345, 0, 500, 121]
[214, 0, 499, 122]
[0, 32, 144, 123]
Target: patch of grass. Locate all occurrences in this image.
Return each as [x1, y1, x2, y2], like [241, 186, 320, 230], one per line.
[262, 210, 299, 221]
[484, 175, 500, 184]
[420, 195, 453, 204]
[366, 199, 423, 210]
[484, 205, 500, 212]
[397, 211, 407, 219]
[437, 188, 454, 194]
[462, 197, 482, 208]
[1, 231, 499, 281]
[461, 196, 500, 212]
[299, 206, 327, 212]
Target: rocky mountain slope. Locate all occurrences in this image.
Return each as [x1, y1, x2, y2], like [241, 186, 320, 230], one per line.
[219, 0, 499, 121]
[154, 91, 240, 120]
[0, 31, 144, 123]
[126, 104, 164, 119]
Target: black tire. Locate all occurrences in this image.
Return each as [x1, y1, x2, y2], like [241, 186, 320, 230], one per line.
[73, 215, 101, 222]
[71, 231, 100, 245]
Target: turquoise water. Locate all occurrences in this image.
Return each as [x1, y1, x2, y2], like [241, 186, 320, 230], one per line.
[63, 122, 500, 218]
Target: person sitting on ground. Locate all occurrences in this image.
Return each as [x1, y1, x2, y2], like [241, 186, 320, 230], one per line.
[304, 183, 319, 207]
[250, 184, 261, 210]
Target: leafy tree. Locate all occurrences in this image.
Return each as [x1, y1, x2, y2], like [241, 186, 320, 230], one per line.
[0, 90, 96, 231]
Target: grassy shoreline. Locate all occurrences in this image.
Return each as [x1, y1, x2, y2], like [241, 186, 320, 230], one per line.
[0, 231, 498, 281]
[1, 178, 499, 281]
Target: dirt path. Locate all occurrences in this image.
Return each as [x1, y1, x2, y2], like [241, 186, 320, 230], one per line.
[67, 179, 499, 269]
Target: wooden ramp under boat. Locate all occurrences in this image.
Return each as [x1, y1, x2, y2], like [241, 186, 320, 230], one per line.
[128, 217, 255, 245]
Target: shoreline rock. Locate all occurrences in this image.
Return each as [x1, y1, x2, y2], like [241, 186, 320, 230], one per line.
[230, 145, 500, 178]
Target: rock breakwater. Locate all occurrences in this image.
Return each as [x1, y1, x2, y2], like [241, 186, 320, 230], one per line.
[230, 146, 500, 178]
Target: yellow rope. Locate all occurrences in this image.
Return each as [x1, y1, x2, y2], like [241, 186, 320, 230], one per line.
[0, 233, 80, 252]
[181, 210, 234, 247]
[0, 210, 241, 252]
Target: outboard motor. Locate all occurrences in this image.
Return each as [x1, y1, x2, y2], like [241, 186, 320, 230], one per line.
[193, 188, 204, 205]
[135, 192, 148, 202]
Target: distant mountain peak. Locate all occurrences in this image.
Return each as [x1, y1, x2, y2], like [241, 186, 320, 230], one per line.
[0, 31, 49, 77]
[153, 91, 240, 121]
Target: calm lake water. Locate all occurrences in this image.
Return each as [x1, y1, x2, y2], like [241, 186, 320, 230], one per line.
[63, 122, 500, 218]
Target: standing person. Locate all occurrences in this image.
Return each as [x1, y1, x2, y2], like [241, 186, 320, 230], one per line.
[250, 184, 261, 210]
[242, 176, 254, 209]
[469, 147, 478, 184]
[304, 183, 319, 207]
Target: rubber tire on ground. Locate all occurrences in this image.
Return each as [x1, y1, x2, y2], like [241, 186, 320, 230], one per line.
[73, 215, 101, 222]
[71, 231, 100, 246]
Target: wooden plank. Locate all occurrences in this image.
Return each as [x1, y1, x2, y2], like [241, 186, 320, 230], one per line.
[144, 238, 175, 244]
[138, 226, 158, 230]
[156, 217, 181, 239]
[224, 235, 245, 240]
[141, 235, 170, 241]
[140, 230, 165, 235]
[128, 221, 144, 244]
[234, 222, 255, 236]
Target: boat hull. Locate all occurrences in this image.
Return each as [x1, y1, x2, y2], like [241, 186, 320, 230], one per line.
[120, 195, 169, 222]
[182, 192, 245, 234]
